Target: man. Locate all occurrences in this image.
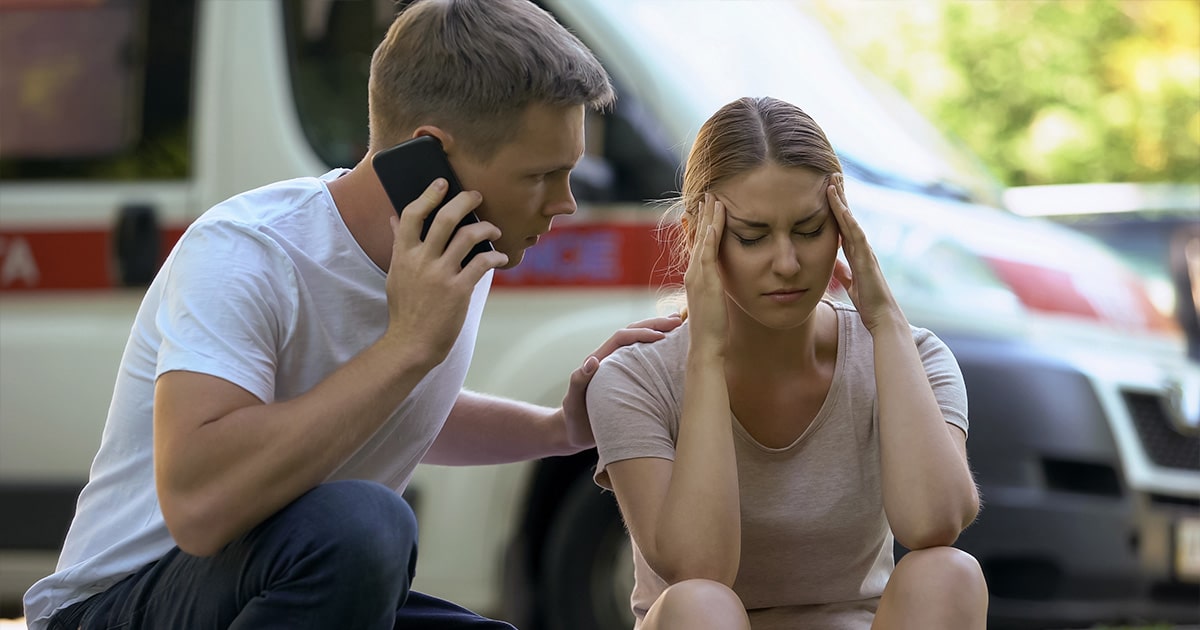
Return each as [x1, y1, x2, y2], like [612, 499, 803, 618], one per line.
[24, 1, 680, 628]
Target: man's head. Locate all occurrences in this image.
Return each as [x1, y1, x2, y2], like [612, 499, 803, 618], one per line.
[368, 0, 613, 159]
[367, 0, 614, 266]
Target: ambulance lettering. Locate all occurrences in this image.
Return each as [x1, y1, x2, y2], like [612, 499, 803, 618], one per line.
[0, 235, 40, 288]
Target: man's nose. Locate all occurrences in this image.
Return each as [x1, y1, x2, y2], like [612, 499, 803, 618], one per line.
[547, 176, 578, 217]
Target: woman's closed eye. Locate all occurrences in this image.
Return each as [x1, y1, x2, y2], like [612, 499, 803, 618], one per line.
[733, 233, 766, 246]
[732, 223, 825, 246]
[797, 222, 826, 239]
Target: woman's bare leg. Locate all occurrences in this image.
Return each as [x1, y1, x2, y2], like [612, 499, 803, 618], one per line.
[871, 546, 988, 630]
[640, 579, 751, 630]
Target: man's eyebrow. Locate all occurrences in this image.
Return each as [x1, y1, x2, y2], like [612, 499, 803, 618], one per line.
[540, 148, 586, 174]
[529, 162, 574, 174]
[725, 204, 828, 229]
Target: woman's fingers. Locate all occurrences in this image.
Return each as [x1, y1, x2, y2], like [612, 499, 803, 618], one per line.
[829, 175, 858, 246]
[701, 199, 725, 264]
[711, 199, 725, 249]
[691, 192, 715, 262]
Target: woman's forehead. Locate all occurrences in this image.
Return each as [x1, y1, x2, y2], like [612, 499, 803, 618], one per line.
[715, 164, 829, 221]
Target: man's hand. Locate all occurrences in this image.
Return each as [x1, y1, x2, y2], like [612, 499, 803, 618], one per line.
[383, 178, 508, 366]
[559, 314, 684, 450]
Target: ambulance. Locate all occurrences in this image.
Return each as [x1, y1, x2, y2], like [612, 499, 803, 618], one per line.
[2, 1, 1196, 627]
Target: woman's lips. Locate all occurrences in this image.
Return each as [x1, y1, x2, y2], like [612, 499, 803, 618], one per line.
[765, 289, 808, 304]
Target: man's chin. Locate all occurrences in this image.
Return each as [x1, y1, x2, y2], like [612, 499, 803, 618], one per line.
[496, 247, 524, 270]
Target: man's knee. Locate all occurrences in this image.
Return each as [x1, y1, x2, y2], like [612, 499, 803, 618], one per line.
[266, 479, 418, 584]
[302, 480, 416, 547]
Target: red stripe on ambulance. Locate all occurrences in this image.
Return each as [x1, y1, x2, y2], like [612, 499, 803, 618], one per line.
[0, 223, 681, 292]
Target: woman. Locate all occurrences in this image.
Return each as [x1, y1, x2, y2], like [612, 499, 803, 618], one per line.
[586, 96, 989, 629]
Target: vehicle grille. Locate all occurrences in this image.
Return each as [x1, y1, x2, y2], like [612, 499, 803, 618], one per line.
[1123, 392, 1200, 471]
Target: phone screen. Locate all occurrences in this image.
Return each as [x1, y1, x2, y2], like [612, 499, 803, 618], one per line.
[371, 135, 495, 267]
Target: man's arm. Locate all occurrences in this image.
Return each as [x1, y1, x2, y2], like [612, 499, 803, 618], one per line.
[157, 179, 508, 557]
[421, 390, 569, 465]
[155, 337, 439, 557]
[423, 314, 683, 465]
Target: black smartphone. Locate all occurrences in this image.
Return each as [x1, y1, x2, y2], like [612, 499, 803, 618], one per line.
[371, 135, 494, 267]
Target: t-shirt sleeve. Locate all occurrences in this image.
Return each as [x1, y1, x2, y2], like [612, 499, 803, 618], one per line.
[912, 327, 969, 436]
[587, 347, 678, 490]
[154, 220, 298, 404]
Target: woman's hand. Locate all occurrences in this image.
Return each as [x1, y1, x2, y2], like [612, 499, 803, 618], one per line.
[828, 174, 904, 333]
[684, 193, 729, 356]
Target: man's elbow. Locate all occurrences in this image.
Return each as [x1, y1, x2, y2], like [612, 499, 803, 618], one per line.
[159, 488, 230, 557]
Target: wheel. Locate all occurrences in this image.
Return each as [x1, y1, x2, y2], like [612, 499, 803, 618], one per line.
[539, 473, 636, 630]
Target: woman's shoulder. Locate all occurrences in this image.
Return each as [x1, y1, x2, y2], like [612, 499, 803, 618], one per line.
[610, 317, 689, 361]
[594, 319, 689, 385]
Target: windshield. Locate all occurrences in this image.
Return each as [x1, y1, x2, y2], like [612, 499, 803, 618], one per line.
[591, 0, 1003, 206]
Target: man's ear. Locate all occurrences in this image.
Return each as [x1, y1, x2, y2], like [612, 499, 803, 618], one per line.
[412, 125, 455, 153]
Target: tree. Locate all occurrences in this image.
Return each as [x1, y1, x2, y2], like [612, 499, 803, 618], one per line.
[814, 0, 1200, 187]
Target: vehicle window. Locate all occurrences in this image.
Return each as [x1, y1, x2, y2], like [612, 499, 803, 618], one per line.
[281, 0, 392, 170]
[0, 0, 195, 180]
[282, 0, 679, 204]
[579, 84, 681, 204]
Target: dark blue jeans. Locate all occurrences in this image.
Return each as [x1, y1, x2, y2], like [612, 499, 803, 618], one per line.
[48, 480, 515, 630]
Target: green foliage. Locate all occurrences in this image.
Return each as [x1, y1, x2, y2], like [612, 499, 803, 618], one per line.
[814, 0, 1200, 187]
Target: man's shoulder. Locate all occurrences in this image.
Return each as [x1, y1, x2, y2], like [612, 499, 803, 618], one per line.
[204, 172, 337, 226]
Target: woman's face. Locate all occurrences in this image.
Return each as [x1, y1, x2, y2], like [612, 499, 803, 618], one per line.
[709, 163, 840, 330]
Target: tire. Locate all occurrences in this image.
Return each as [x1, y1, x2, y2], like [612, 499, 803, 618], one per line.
[539, 473, 636, 630]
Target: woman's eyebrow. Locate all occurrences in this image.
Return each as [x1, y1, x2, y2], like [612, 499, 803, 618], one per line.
[725, 204, 827, 229]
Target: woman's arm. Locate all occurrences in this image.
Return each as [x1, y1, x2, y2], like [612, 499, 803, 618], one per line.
[827, 175, 979, 549]
[607, 344, 741, 586]
[871, 320, 980, 549]
[605, 194, 742, 586]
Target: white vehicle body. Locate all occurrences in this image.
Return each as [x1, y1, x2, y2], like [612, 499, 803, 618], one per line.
[2, 1, 1196, 627]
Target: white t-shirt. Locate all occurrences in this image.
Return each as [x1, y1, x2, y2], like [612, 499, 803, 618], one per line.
[589, 300, 968, 630]
[24, 170, 493, 629]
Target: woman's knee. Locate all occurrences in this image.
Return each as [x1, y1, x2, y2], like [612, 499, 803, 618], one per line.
[895, 547, 985, 589]
[889, 546, 988, 611]
[643, 579, 750, 630]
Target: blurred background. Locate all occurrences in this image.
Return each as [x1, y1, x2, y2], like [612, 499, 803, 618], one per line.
[814, 0, 1200, 347]
[1, 1, 1197, 629]
[817, 0, 1198, 188]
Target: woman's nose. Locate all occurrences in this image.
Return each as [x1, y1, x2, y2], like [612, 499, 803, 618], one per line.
[772, 238, 801, 275]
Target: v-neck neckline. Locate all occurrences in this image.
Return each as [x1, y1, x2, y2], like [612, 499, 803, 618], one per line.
[729, 302, 847, 453]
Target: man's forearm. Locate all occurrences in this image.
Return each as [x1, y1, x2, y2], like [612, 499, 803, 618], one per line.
[421, 390, 574, 465]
